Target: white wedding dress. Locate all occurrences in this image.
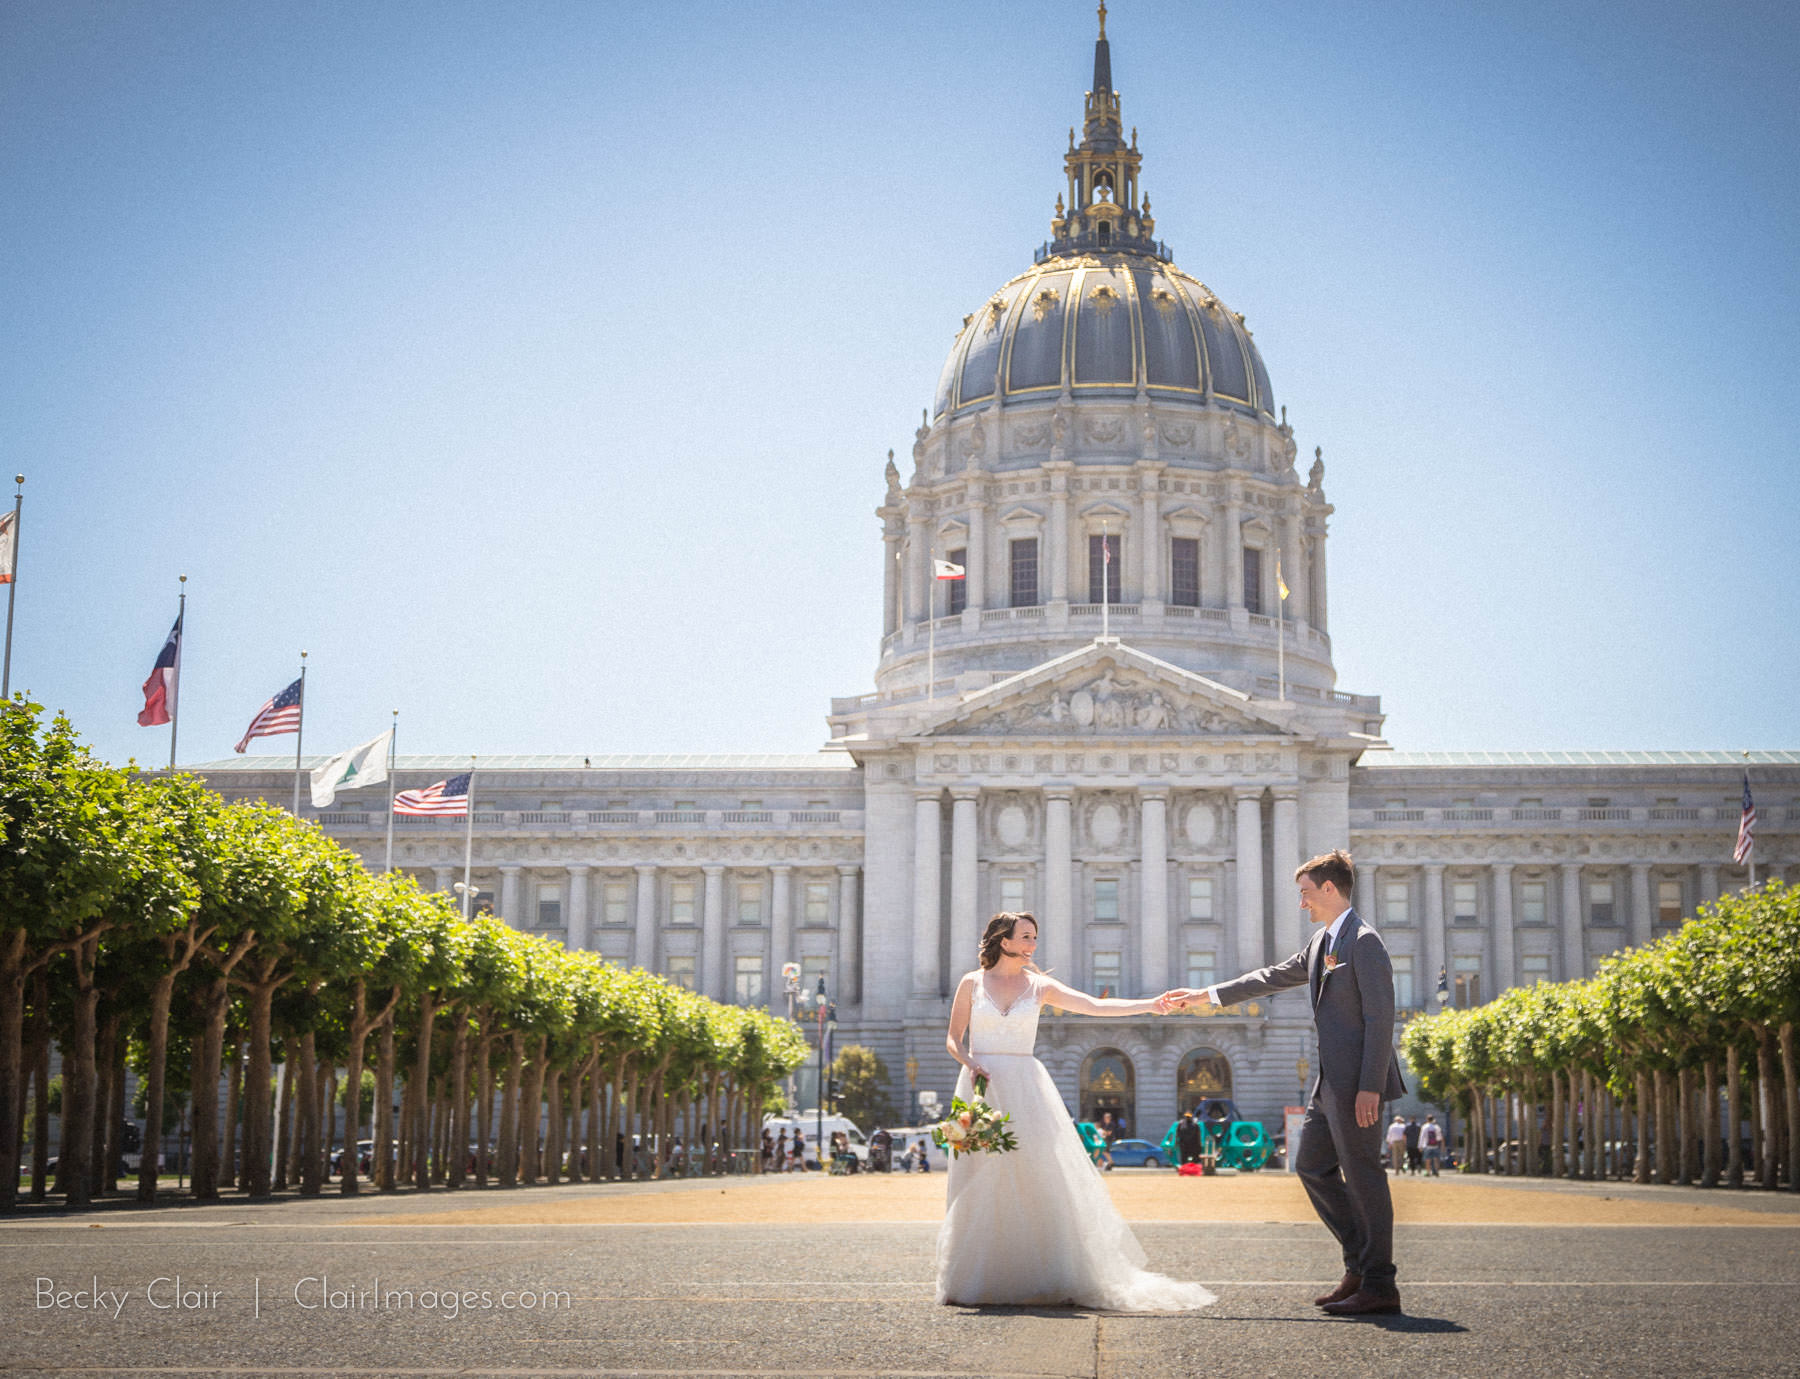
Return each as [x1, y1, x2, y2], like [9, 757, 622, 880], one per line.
[934, 970, 1216, 1311]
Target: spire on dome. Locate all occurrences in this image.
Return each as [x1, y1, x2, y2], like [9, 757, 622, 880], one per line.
[1039, 6, 1167, 263]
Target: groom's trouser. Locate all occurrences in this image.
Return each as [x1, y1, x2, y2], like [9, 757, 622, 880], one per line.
[1295, 1089, 1395, 1285]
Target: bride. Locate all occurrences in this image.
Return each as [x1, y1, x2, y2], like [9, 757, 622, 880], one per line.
[935, 911, 1216, 1311]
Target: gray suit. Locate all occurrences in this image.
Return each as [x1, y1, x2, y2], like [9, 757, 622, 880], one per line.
[1213, 908, 1404, 1285]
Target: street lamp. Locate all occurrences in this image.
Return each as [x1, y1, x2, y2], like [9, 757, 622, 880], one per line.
[453, 880, 479, 920]
[811, 978, 835, 1165]
[1296, 1056, 1309, 1103]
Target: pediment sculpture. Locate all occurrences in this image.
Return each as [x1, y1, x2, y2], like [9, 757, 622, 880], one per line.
[946, 668, 1255, 737]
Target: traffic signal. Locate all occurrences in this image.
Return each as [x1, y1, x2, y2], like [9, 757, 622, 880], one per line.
[827, 1078, 842, 1105]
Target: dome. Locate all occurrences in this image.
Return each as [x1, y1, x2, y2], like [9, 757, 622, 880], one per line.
[932, 256, 1275, 421]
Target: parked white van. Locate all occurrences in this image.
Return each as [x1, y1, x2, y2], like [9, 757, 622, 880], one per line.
[762, 1113, 869, 1168]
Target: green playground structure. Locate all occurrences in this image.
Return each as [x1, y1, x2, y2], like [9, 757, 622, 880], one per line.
[1075, 1120, 1108, 1160]
[1159, 1116, 1274, 1171]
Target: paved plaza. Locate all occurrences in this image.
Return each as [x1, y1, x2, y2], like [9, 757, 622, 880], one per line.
[2, 1174, 1797, 1378]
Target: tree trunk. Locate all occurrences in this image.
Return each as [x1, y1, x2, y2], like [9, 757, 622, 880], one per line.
[242, 979, 280, 1199]
[498, 1031, 524, 1187]
[323, 1064, 337, 1186]
[190, 981, 228, 1198]
[62, 937, 102, 1207]
[341, 984, 368, 1196]
[411, 992, 439, 1192]
[1781, 1022, 1799, 1193]
[374, 1018, 397, 1192]
[544, 1068, 563, 1184]
[1758, 1031, 1779, 1189]
[520, 1034, 547, 1184]
[295, 1032, 318, 1195]
[223, 1040, 243, 1191]
[31, 1007, 50, 1201]
[1652, 1069, 1670, 1184]
[603, 1057, 628, 1182]
[447, 1013, 470, 1190]
[587, 1051, 603, 1183]
[1726, 1045, 1745, 1188]
[274, 1054, 297, 1191]
[0, 950, 25, 1214]
[1701, 1059, 1720, 1187]
[92, 1010, 117, 1198]
[475, 1032, 496, 1187]
[1551, 1072, 1566, 1178]
[136, 972, 180, 1202]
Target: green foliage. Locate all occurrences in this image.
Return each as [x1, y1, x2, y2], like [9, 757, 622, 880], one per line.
[1405, 880, 1800, 1096]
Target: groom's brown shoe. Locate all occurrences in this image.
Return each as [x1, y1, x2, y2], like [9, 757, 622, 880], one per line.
[1321, 1285, 1401, 1317]
[1312, 1273, 1361, 1307]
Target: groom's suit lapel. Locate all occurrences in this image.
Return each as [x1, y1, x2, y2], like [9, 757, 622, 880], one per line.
[1309, 909, 1360, 1009]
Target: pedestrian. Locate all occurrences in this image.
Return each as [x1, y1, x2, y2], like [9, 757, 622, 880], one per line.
[760, 1129, 774, 1173]
[1404, 1116, 1422, 1175]
[775, 1128, 789, 1173]
[792, 1129, 807, 1171]
[1419, 1115, 1444, 1176]
[1176, 1111, 1204, 1166]
[1385, 1115, 1407, 1175]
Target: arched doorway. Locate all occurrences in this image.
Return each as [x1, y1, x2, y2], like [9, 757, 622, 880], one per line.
[1079, 1048, 1135, 1137]
[1177, 1047, 1233, 1117]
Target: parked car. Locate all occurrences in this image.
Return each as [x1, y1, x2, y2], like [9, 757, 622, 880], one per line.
[1105, 1138, 1166, 1168]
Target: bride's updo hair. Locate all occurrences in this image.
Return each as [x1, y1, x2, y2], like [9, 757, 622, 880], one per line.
[979, 912, 1037, 970]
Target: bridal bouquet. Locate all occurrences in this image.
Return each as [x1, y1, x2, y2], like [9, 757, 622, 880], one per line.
[931, 1075, 1019, 1157]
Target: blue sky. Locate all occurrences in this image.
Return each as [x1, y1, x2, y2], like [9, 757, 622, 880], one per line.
[3, 0, 1795, 769]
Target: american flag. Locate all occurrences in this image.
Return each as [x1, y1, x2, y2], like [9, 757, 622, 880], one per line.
[393, 772, 472, 817]
[234, 677, 303, 753]
[1734, 772, 1756, 865]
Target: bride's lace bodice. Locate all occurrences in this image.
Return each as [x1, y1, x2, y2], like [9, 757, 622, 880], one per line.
[968, 971, 1041, 1057]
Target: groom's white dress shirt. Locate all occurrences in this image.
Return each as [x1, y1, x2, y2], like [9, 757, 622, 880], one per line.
[1204, 907, 1352, 1007]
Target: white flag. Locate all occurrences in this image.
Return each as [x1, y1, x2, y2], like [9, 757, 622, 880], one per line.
[932, 558, 965, 580]
[0, 510, 15, 584]
[311, 729, 392, 808]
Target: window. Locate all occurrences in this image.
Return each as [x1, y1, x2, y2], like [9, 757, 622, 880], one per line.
[1170, 537, 1200, 607]
[1185, 950, 1216, 990]
[536, 884, 563, 930]
[1382, 881, 1410, 926]
[667, 955, 696, 990]
[999, 877, 1027, 911]
[734, 955, 764, 1005]
[1392, 955, 1414, 1010]
[1588, 879, 1615, 926]
[1657, 880, 1683, 928]
[603, 881, 629, 926]
[736, 880, 763, 926]
[1010, 538, 1039, 607]
[803, 881, 831, 925]
[1092, 950, 1122, 998]
[1520, 880, 1547, 925]
[1093, 877, 1120, 922]
[670, 880, 696, 925]
[1187, 876, 1214, 921]
[946, 546, 967, 615]
[1521, 954, 1550, 986]
[1452, 881, 1478, 924]
[471, 890, 495, 917]
[1452, 956, 1482, 1009]
[1088, 533, 1123, 603]
[1243, 547, 1264, 615]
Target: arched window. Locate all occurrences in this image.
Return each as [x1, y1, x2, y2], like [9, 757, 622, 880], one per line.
[1080, 1047, 1135, 1136]
[1177, 1047, 1232, 1116]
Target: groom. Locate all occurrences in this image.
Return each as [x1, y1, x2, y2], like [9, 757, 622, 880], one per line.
[1164, 848, 1406, 1315]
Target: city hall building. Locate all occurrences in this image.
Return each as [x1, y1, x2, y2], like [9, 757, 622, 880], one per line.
[198, 22, 1795, 1136]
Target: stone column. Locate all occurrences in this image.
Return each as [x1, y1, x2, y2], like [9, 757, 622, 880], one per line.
[1137, 462, 1163, 604]
[634, 864, 658, 970]
[882, 524, 902, 635]
[1310, 515, 1330, 633]
[1223, 487, 1244, 610]
[949, 788, 981, 978]
[907, 511, 930, 628]
[1491, 863, 1515, 993]
[770, 864, 794, 997]
[702, 864, 726, 1000]
[913, 791, 944, 996]
[1699, 863, 1720, 906]
[1422, 863, 1446, 1002]
[566, 865, 591, 952]
[837, 864, 862, 1005]
[432, 865, 455, 891]
[1560, 863, 1585, 981]
[1359, 862, 1379, 924]
[1046, 461, 1071, 603]
[1280, 506, 1306, 624]
[965, 480, 987, 618]
[1629, 862, 1654, 950]
[1270, 789, 1302, 957]
[1043, 788, 1073, 978]
[499, 866, 522, 928]
[1139, 787, 1170, 991]
[1233, 788, 1265, 970]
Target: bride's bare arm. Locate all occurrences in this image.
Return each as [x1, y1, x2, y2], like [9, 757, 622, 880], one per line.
[1036, 974, 1170, 1018]
[944, 974, 989, 1081]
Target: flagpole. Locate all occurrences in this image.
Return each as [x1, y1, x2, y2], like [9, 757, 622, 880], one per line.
[292, 651, 307, 814]
[1276, 546, 1286, 702]
[168, 576, 187, 770]
[1, 474, 22, 698]
[383, 710, 398, 872]
[461, 755, 477, 917]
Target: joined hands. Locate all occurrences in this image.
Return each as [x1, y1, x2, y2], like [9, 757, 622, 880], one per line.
[1153, 988, 1213, 1013]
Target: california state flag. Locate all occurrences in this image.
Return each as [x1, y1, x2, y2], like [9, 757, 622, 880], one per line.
[933, 558, 965, 580]
[0, 510, 15, 584]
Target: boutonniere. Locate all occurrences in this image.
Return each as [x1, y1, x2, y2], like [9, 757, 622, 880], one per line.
[1323, 953, 1340, 973]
